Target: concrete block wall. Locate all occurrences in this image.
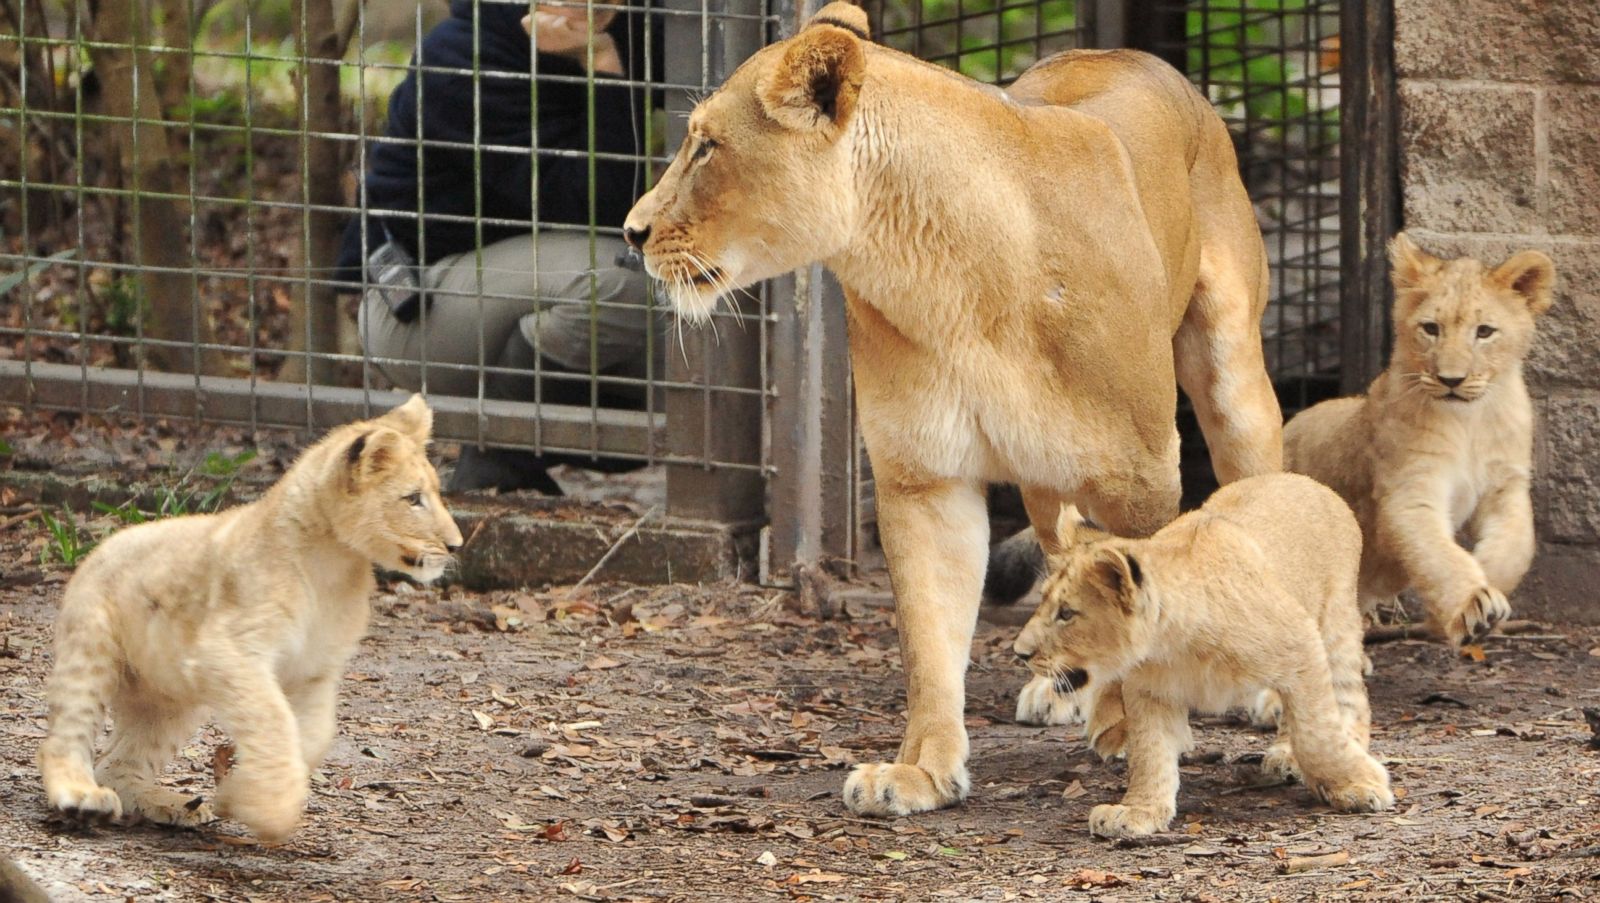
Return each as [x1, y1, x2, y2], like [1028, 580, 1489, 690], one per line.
[1394, 0, 1600, 622]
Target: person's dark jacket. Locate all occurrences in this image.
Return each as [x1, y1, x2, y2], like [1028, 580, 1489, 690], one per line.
[336, 0, 657, 284]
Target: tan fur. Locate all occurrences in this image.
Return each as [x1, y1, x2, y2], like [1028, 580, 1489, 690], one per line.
[623, 3, 1282, 816]
[37, 395, 463, 842]
[1014, 474, 1393, 837]
[1284, 234, 1555, 646]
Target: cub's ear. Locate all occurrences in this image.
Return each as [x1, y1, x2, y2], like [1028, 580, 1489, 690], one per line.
[758, 15, 865, 134]
[345, 427, 403, 485]
[1389, 232, 1441, 294]
[1090, 546, 1143, 613]
[803, 1, 870, 39]
[378, 393, 433, 443]
[1491, 249, 1556, 315]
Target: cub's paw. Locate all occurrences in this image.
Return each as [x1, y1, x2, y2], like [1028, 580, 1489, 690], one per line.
[47, 782, 124, 823]
[1088, 803, 1171, 839]
[216, 769, 308, 843]
[1446, 586, 1511, 647]
[1249, 689, 1284, 729]
[843, 762, 968, 817]
[1308, 756, 1394, 813]
[1261, 741, 1303, 783]
[125, 788, 218, 829]
[1086, 714, 1127, 760]
[1015, 676, 1082, 726]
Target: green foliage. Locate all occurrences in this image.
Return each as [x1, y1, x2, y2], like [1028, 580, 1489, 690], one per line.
[0, 439, 13, 457]
[38, 507, 93, 566]
[92, 449, 258, 525]
[1186, 0, 1338, 139]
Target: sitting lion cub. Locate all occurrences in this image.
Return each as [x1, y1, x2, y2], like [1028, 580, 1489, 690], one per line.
[1014, 473, 1393, 838]
[38, 395, 462, 841]
[1285, 234, 1555, 646]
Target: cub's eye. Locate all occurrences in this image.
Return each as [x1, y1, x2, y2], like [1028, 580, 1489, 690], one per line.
[1419, 321, 1441, 337]
[1476, 324, 1497, 339]
[690, 137, 718, 163]
[1056, 607, 1076, 623]
[403, 491, 424, 507]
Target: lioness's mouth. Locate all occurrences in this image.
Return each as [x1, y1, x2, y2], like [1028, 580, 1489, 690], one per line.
[1055, 669, 1090, 693]
[688, 267, 724, 288]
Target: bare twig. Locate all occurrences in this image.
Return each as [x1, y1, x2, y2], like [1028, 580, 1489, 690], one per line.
[0, 507, 39, 532]
[565, 506, 658, 599]
[1279, 850, 1350, 873]
[1365, 619, 1549, 645]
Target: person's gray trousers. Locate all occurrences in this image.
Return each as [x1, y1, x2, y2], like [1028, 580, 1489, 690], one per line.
[359, 231, 661, 402]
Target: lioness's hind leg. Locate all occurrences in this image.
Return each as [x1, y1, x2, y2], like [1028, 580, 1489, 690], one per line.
[96, 693, 213, 828]
[1174, 245, 1283, 484]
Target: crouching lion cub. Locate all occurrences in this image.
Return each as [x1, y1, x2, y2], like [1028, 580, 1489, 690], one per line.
[1285, 233, 1555, 646]
[38, 395, 463, 842]
[1014, 473, 1393, 838]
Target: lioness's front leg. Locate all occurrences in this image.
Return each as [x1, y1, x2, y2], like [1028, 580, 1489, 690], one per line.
[1376, 479, 1508, 646]
[843, 478, 987, 817]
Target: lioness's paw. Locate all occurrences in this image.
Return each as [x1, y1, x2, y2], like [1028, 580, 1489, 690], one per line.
[1308, 756, 1394, 813]
[48, 782, 123, 823]
[1446, 586, 1511, 646]
[125, 788, 218, 829]
[1261, 741, 1302, 783]
[1249, 689, 1284, 729]
[843, 762, 968, 817]
[1088, 803, 1171, 839]
[1015, 676, 1082, 726]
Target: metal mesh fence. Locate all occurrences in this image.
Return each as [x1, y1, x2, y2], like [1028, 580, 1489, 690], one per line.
[0, 0, 776, 477]
[866, 0, 1095, 84]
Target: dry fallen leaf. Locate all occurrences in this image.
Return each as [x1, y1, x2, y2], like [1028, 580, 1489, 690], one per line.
[212, 744, 235, 782]
[585, 655, 624, 671]
[472, 710, 495, 731]
[1461, 644, 1487, 663]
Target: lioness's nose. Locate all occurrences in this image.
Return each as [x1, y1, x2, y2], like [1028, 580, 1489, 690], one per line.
[623, 224, 651, 249]
[446, 542, 462, 553]
[1438, 375, 1465, 389]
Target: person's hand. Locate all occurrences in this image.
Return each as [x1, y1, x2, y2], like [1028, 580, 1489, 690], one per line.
[522, 5, 624, 75]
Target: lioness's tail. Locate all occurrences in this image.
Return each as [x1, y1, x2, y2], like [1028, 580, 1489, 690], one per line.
[983, 527, 1045, 605]
[37, 584, 123, 819]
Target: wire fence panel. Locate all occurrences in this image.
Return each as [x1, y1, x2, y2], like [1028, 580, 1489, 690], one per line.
[0, 0, 776, 482]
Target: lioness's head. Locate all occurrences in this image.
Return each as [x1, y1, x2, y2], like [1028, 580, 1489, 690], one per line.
[1389, 233, 1555, 403]
[336, 395, 463, 583]
[621, 3, 870, 322]
[1012, 514, 1155, 697]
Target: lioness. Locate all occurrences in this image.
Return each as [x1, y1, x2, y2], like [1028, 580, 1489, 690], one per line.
[1015, 474, 1393, 837]
[1284, 234, 1555, 646]
[38, 395, 463, 841]
[622, 4, 1281, 815]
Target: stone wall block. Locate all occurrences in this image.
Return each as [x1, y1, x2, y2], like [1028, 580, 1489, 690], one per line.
[1395, 0, 1600, 83]
[1399, 83, 1540, 234]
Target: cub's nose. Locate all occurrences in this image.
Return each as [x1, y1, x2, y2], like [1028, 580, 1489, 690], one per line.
[1014, 648, 1033, 663]
[1438, 375, 1465, 389]
[623, 224, 651, 250]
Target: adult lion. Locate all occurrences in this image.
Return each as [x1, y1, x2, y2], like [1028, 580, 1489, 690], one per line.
[623, 3, 1281, 816]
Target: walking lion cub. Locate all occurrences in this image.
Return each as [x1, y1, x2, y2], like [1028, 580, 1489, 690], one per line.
[1014, 473, 1393, 838]
[1285, 234, 1555, 646]
[38, 395, 462, 841]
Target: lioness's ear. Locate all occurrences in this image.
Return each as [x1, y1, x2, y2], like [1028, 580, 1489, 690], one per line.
[1044, 505, 1086, 572]
[758, 17, 865, 134]
[1491, 249, 1556, 316]
[1389, 232, 1441, 294]
[379, 393, 433, 443]
[1091, 546, 1143, 613]
[803, 2, 870, 39]
[345, 428, 402, 486]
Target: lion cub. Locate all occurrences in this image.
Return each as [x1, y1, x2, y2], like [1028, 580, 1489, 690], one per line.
[1285, 234, 1555, 646]
[38, 395, 462, 841]
[1014, 473, 1393, 838]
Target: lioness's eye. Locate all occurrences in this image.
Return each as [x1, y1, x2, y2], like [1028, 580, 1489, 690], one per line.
[1056, 607, 1076, 623]
[1476, 324, 1497, 339]
[404, 491, 424, 507]
[1420, 321, 1440, 337]
[690, 137, 718, 163]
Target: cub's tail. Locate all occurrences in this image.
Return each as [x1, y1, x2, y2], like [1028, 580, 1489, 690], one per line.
[37, 585, 123, 821]
[982, 526, 1046, 605]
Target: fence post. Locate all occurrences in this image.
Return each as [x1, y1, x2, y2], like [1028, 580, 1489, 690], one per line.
[661, 0, 768, 531]
[1340, 0, 1398, 392]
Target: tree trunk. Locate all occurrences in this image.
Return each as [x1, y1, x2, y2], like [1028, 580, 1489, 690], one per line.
[88, 0, 223, 375]
[278, 0, 351, 385]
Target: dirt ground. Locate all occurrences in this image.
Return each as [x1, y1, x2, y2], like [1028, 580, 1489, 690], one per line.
[2, 413, 1599, 902]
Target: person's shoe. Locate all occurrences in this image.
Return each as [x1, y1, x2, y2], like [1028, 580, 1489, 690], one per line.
[446, 446, 565, 495]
